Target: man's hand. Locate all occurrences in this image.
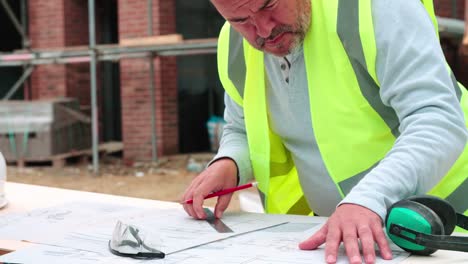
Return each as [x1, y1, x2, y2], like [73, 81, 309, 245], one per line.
[181, 158, 238, 219]
[299, 204, 393, 264]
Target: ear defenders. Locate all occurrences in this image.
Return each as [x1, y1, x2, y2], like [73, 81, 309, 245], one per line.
[386, 195, 468, 255]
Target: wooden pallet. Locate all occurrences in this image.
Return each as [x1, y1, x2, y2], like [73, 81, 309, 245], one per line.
[7, 142, 123, 168]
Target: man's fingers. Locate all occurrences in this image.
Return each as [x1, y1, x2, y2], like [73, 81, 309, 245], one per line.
[182, 201, 197, 219]
[299, 224, 328, 250]
[181, 189, 196, 218]
[181, 159, 238, 220]
[214, 193, 233, 218]
[372, 224, 393, 260]
[342, 225, 361, 264]
[358, 225, 375, 264]
[181, 178, 204, 218]
[299, 205, 391, 263]
[181, 175, 205, 204]
[191, 180, 225, 219]
[181, 176, 204, 202]
[324, 222, 341, 264]
[192, 192, 207, 219]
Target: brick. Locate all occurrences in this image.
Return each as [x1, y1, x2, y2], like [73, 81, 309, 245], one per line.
[29, 0, 92, 106]
[119, 0, 178, 161]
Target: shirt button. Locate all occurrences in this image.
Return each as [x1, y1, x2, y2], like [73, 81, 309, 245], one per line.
[281, 64, 287, 70]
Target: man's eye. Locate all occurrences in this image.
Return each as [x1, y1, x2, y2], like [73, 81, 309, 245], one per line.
[232, 19, 248, 25]
[265, 1, 278, 10]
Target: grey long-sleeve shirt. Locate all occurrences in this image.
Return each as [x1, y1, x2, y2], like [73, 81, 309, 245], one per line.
[213, 0, 468, 220]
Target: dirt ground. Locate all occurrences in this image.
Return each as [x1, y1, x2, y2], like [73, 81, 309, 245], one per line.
[6, 153, 242, 212]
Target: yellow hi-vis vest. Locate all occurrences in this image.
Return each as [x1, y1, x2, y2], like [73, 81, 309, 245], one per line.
[217, 0, 468, 221]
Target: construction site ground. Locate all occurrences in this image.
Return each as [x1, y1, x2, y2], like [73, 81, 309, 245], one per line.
[6, 153, 243, 212]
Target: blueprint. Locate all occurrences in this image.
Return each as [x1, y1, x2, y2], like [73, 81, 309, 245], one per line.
[0, 201, 291, 262]
[0, 221, 409, 264]
[175, 222, 410, 264]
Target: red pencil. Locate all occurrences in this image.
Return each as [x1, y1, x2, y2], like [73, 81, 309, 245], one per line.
[183, 182, 258, 204]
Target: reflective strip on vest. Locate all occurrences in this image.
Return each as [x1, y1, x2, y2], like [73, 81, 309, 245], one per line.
[337, 0, 400, 138]
[217, 24, 244, 107]
[445, 177, 468, 213]
[228, 29, 246, 99]
[305, 0, 395, 196]
[451, 72, 463, 101]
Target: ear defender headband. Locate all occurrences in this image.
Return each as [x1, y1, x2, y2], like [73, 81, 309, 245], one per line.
[386, 195, 468, 255]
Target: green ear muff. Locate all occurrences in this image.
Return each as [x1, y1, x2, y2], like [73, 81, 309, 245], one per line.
[387, 195, 468, 255]
[386, 199, 444, 255]
[407, 195, 457, 235]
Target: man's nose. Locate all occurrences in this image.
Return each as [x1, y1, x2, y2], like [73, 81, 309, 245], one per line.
[252, 14, 274, 39]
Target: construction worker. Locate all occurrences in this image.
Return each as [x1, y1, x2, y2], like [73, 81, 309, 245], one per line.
[182, 0, 468, 263]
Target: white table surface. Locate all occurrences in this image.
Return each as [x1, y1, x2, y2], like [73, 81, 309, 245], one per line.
[0, 182, 467, 263]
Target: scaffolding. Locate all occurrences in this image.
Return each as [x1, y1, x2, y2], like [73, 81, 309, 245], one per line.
[0, 0, 217, 173]
[0, 0, 466, 173]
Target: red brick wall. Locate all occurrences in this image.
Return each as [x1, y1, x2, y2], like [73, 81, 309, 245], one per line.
[29, 0, 67, 99]
[434, 0, 468, 87]
[30, 0, 178, 162]
[118, 0, 178, 163]
[29, 0, 91, 105]
[64, 0, 91, 106]
[64, 0, 89, 46]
